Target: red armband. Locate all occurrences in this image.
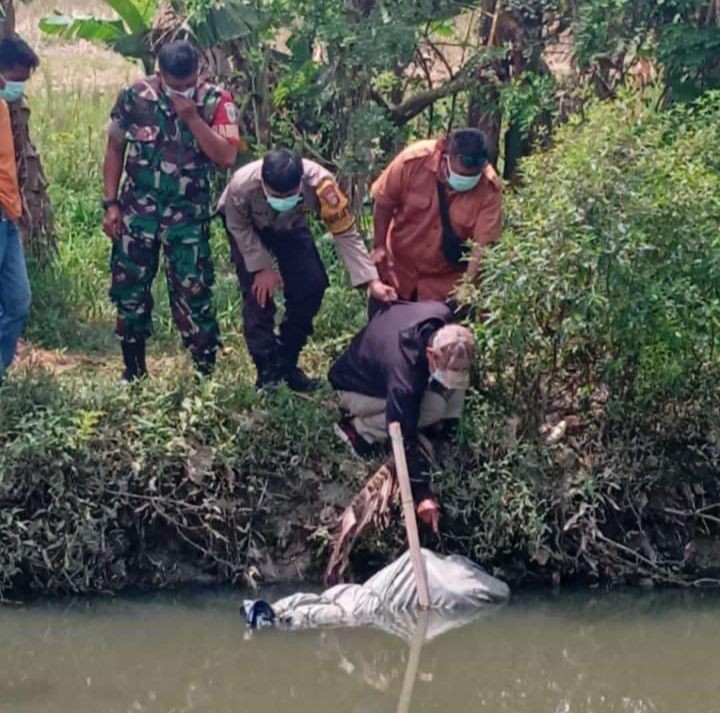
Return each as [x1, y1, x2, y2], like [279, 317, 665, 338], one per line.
[212, 91, 242, 148]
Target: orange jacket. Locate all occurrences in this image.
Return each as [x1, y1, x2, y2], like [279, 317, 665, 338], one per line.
[0, 100, 21, 222]
[372, 139, 502, 301]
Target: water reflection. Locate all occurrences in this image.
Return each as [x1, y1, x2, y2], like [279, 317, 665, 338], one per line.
[396, 611, 428, 713]
[1, 589, 719, 713]
[288, 598, 503, 644]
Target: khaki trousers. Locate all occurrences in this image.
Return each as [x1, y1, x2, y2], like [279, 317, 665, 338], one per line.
[337, 387, 466, 443]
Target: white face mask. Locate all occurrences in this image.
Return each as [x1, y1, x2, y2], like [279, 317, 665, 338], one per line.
[431, 369, 450, 387]
[430, 367, 470, 390]
[166, 86, 196, 100]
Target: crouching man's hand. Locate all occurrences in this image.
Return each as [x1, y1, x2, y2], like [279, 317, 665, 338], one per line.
[407, 447, 440, 534]
[367, 278, 398, 303]
[416, 498, 440, 534]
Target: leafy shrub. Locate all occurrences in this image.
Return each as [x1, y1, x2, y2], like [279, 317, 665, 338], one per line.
[455, 90, 720, 584]
[0, 367, 359, 594]
[476, 89, 720, 428]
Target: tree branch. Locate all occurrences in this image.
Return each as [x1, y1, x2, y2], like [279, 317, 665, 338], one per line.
[415, 47, 434, 90]
[0, 0, 16, 37]
[487, 0, 503, 47]
[381, 68, 476, 126]
[425, 38, 455, 78]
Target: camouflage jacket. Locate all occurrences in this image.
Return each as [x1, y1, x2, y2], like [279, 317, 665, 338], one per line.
[109, 76, 225, 219]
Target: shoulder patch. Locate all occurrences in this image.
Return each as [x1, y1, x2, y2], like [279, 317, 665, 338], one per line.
[135, 78, 160, 102]
[225, 102, 239, 124]
[316, 178, 355, 235]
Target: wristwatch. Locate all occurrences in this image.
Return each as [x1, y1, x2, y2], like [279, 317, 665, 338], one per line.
[102, 198, 120, 211]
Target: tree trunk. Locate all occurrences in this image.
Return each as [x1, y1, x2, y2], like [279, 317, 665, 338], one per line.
[1, 0, 55, 262]
[503, 118, 530, 181]
[466, 0, 507, 165]
[468, 87, 502, 166]
[0, 0, 12, 33]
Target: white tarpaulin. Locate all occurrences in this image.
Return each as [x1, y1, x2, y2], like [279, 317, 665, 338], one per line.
[245, 549, 509, 641]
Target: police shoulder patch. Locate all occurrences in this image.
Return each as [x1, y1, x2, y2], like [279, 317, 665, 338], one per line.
[225, 102, 239, 124]
[316, 178, 355, 235]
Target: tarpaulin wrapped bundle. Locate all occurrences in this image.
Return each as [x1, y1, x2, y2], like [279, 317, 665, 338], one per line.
[244, 549, 509, 641]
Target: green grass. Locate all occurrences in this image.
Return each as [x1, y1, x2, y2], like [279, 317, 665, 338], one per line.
[25, 90, 115, 352]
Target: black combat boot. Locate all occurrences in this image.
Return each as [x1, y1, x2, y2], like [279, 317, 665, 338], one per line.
[193, 351, 216, 378]
[285, 366, 323, 392]
[278, 348, 322, 393]
[254, 352, 283, 391]
[121, 338, 147, 383]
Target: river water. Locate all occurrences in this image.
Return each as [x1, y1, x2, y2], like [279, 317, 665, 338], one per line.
[1, 587, 718, 713]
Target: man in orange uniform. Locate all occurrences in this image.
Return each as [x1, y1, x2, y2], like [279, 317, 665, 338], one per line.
[0, 37, 39, 385]
[371, 128, 502, 303]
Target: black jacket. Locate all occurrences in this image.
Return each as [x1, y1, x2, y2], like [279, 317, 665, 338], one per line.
[329, 300, 455, 447]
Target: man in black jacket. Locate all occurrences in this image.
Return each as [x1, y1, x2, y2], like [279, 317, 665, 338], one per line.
[329, 301, 476, 532]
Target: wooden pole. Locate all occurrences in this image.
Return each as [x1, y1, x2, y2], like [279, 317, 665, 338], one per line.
[389, 422, 431, 609]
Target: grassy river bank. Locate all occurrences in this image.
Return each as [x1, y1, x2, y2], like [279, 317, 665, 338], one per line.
[1, 69, 720, 598]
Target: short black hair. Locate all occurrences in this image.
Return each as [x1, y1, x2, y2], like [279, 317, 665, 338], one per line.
[157, 41, 199, 79]
[448, 128, 489, 169]
[0, 36, 39, 72]
[261, 149, 304, 193]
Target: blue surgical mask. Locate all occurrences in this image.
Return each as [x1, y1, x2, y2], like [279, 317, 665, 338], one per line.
[446, 157, 482, 192]
[266, 190, 302, 213]
[0, 80, 25, 103]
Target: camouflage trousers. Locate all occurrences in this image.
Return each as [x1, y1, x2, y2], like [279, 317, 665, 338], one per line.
[109, 208, 220, 358]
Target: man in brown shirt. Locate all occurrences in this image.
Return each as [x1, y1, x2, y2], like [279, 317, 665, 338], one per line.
[371, 128, 502, 303]
[219, 149, 397, 391]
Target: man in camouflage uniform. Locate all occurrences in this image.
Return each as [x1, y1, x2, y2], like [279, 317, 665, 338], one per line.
[102, 41, 240, 380]
[219, 149, 397, 391]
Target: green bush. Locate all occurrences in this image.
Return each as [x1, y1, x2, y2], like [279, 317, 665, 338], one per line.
[0, 367, 360, 594]
[458, 89, 720, 584]
[477, 89, 720, 426]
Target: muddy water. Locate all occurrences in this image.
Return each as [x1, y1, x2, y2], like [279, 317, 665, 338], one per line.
[1, 588, 719, 713]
